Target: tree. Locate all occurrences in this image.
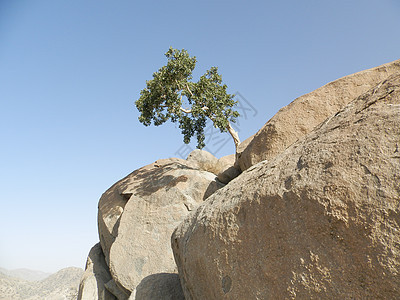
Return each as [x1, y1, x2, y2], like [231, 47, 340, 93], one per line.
[135, 47, 240, 151]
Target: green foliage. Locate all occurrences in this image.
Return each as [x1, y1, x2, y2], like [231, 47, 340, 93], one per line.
[135, 47, 239, 149]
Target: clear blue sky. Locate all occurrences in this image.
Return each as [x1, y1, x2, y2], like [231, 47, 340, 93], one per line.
[0, 0, 399, 273]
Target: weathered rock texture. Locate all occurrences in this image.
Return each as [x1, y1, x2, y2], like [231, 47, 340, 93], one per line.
[172, 73, 400, 299]
[78, 243, 116, 300]
[96, 156, 223, 298]
[237, 59, 400, 171]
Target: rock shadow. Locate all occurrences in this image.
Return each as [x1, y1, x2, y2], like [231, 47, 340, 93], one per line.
[134, 273, 185, 300]
[133, 162, 197, 197]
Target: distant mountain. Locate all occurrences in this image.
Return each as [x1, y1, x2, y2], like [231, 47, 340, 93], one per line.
[0, 268, 51, 282]
[0, 267, 83, 300]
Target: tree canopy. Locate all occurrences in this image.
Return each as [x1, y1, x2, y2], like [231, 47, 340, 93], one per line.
[135, 47, 240, 150]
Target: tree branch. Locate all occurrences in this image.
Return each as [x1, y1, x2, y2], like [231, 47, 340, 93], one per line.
[185, 83, 194, 97]
[180, 107, 192, 114]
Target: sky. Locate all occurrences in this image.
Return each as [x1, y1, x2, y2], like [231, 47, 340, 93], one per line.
[0, 0, 399, 273]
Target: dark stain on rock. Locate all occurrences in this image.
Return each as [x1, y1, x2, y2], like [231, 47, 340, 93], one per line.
[167, 175, 188, 188]
[361, 164, 372, 175]
[222, 275, 232, 294]
[297, 156, 308, 170]
[361, 164, 381, 186]
[284, 176, 293, 190]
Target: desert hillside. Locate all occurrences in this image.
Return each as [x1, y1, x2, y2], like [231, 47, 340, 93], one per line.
[0, 267, 83, 300]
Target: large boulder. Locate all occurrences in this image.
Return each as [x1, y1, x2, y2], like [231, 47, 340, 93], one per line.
[172, 73, 400, 299]
[78, 243, 116, 300]
[186, 149, 218, 173]
[97, 157, 223, 298]
[237, 59, 400, 171]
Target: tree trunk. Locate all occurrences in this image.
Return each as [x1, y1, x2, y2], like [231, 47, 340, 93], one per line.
[227, 122, 240, 151]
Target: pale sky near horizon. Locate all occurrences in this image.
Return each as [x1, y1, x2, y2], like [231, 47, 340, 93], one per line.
[1, 0, 399, 273]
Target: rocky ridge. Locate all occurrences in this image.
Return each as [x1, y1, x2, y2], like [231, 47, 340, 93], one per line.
[78, 59, 400, 299]
[0, 268, 51, 282]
